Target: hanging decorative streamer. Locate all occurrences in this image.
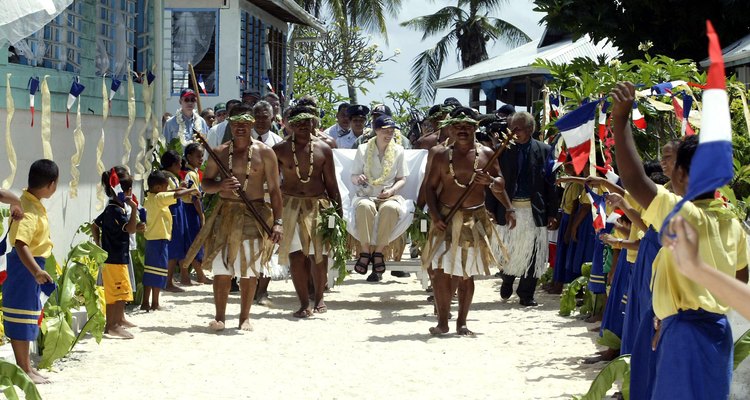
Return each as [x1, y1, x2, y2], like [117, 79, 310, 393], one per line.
[96, 78, 109, 210]
[148, 70, 161, 165]
[69, 97, 85, 198]
[109, 78, 121, 104]
[66, 77, 85, 129]
[542, 85, 550, 133]
[3, 74, 17, 189]
[122, 70, 135, 166]
[40, 76, 52, 160]
[28, 77, 39, 127]
[134, 70, 153, 180]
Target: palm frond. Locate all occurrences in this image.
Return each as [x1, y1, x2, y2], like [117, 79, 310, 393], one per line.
[349, 0, 401, 37]
[400, 7, 463, 40]
[485, 17, 532, 47]
[409, 33, 454, 103]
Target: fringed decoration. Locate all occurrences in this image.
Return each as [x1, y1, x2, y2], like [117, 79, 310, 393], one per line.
[96, 78, 108, 210]
[134, 70, 153, 180]
[69, 100, 85, 198]
[40, 76, 52, 160]
[2, 73, 17, 189]
[122, 69, 135, 166]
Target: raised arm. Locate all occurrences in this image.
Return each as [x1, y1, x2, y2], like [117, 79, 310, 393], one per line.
[610, 82, 657, 209]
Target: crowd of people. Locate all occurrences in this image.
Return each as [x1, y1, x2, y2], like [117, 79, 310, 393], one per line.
[2, 82, 750, 399]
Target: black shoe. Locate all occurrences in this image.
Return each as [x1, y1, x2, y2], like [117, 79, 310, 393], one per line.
[230, 277, 240, 293]
[519, 299, 539, 307]
[500, 282, 513, 300]
[410, 245, 420, 259]
[366, 272, 382, 282]
[390, 271, 410, 278]
[494, 271, 503, 278]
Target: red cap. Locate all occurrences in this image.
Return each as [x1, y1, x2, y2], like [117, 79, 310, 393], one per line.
[180, 88, 197, 99]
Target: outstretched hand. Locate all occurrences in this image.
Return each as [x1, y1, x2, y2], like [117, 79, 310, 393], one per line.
[9, 204, 23, 221]
[610, 82, 636, 119]
[664, 216, 702, 280]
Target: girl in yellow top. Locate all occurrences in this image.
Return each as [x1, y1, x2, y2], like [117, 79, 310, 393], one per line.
[2, 159, 57, 384]
[179, 143, 210, 285]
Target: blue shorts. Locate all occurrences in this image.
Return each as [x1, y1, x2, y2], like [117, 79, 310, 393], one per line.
[2, 250, 55, 341]
[183, 201, 204, 262]
[143, 239, 168, 289]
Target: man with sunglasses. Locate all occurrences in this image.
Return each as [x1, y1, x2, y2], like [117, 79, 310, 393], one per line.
[164, 89, 210, 145]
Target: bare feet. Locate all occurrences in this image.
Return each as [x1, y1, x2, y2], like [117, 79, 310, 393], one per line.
[313, 301, 327, 314]
[197, 276, 213, 284]
[140, 303, 150, 312]
[293, 308, 313, 318]
[208, 320, 225, 331]
[256, 293, 271, 306]
[164, 284, 185, 293]
[429, 326, 449, 336]
[27, 370, 50, 384]
[150, 305, 165, 311]
[179, 278, 193, 286]
[107, 325, 135, 339]
[120, 318, 137, 328]
[31, 368, 48, 380]
[585, 314, 603, 323]
[457, 325, 475, 336]
[239, 319, 253, 331]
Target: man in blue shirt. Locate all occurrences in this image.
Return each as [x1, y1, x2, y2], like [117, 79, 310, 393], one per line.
[163, 89, 210, 145]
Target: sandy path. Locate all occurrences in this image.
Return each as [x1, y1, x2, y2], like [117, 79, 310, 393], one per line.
[35, 275, 604, 399]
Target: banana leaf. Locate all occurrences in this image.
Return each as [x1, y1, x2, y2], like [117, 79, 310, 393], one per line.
[573, 355, 631, 400]
[38, 313, 75, 369]
[317, 205, 349, 284]
[67, 261, 105, 345]
[560, 276, 588, 317]
[131, 234, 146, 305]
[0, 360, 42, 400]
[597, 328, 622, 350]
[406, 202, 429, 249]
[735, 328, 750, 370]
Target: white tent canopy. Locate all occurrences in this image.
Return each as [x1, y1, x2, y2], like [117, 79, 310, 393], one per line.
[0, 0, 74, 46]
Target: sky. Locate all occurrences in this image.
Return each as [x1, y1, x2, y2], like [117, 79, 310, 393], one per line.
[349, 0, 547, 107]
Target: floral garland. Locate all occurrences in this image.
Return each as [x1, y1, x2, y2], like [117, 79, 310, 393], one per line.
[291, 132, 315, 183]
[175, 109, 202, 147]
[448, 144, 479, 188]
[364, 137, 396, 186]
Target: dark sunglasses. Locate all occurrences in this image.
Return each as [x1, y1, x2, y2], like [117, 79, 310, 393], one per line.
[183, 97, 197, 103]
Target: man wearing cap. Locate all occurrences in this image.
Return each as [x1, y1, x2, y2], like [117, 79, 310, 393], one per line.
[324, 103, 351, 139]
[242, 90, 261, 106]
[206, 99, 243, 150]
[354, 104, 412, 149]
[335, 104, 369, 149]
[350, 115, 409, 282]
[274, 105, 342, 317]
[214, 103, 228, 125]
[164, 89, 210, 145]
[422, 107, 511, 335]
[492, 111, 559, 307]
[183, 102, 284, 332]
[414, 104, 454, 150]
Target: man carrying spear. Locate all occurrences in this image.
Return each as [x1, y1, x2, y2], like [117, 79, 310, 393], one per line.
[423, 107, 514, 335]
[184, 103, 284, 332]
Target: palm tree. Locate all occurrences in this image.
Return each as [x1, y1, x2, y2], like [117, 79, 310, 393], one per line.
[401, 0, 531, 103]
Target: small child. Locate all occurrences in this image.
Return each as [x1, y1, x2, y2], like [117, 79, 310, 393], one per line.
[141, 170, 197, 311]
[2, 159, 58, 384]
[92, 166, 138, 339]
[179, 143, 210, 284]
[160, 150, 188, 292]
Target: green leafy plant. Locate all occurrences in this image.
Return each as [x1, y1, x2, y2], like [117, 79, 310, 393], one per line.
[0, 360, 41, 400]
[597, 329, 622, 350]
[317, 205, 349, 284]
[406, 203, 429, 250]
[38, 231, 108, 369]
[735, 328, 750, 371]
[559, 275, 588, 317]
[573, 355, 631, 400]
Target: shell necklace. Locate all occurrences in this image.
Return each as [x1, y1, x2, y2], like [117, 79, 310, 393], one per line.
[448, 144, 479, 188]
[228, 140, 253, 194]
[291, 133, 314, 184]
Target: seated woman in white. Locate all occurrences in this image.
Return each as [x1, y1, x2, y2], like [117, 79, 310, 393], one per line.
[350, 116, 409, 282]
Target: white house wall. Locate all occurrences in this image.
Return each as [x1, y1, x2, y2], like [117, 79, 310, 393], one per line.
[160, 0, 288, 116]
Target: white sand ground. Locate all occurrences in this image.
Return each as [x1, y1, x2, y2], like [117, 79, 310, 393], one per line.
[32, 275, 611, 400]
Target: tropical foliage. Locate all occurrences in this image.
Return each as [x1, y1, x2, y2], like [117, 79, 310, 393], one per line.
[573, 355, 631, 400]
[293, 66, 349, 129]
[317, 205, 349, 284]
[0, 360, 41, 400]
[401, 0, 530, 102]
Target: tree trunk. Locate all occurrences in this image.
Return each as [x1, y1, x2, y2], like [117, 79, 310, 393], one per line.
[347, 81, 358, 104]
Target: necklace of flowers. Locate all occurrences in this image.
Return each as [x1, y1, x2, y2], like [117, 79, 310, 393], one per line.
[175, 109, 202, 146]
[291, 133, 314, 184]
[228, 139, 253, 194]
[365, 137, 396, 186]
[448, 143, 479, 188]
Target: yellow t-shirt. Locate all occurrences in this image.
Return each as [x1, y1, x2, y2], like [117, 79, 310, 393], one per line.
[180, 169, 201, 203]
[624, 192, 645, 263]
[642, 185, 749, 319]
[561, 184, 583, 215]
[144, 192, 176, 240]
[9, 190, 53, 257]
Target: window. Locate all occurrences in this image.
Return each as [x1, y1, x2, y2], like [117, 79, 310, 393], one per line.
[96, 0, 137, 79]
[240, 12, 266, 95]
[11, 1, 84, 73]
[266, 26, 287, 96]
[167, 9, 218, 95]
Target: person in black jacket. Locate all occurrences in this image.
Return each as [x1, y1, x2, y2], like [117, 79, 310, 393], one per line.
[487, 111, 560, 306]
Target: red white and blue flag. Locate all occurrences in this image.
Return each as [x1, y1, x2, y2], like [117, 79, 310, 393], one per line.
[632, 102, 647, 130]
[585, 185, 607, 231]
[651, 80, 688, 95]
[28, 77, 39, 127]
[66, 77, 85, 128]
[109, 168, 126, 202]
[662, 20, 733, 233]
[555, 100, 598, 175]
[598, 101, 610, 140]
[197, 74, 208, 95]
[109, 78, 122, 102]
[672, 93, 695, 136]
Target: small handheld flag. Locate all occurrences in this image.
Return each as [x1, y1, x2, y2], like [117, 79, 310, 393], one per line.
[66, 78, 85, 128]
[109, 168, 126, 202]
[28, 77, 40, 127]
[549, 94, 560, 117]
[585, 185, 607, 232]
[555, 100, 599, 175]
[109, 78, 122, 101]
[660, 20, 733, 235]
[651, 80, 688, 95]
[632, 103, 647, 130]
[147, 71, 156, 85]
[598, 101, 610, 140]
[672, 93, 695, 136]
[595, 165, 621, 186]
[197, 74, 208, 95]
